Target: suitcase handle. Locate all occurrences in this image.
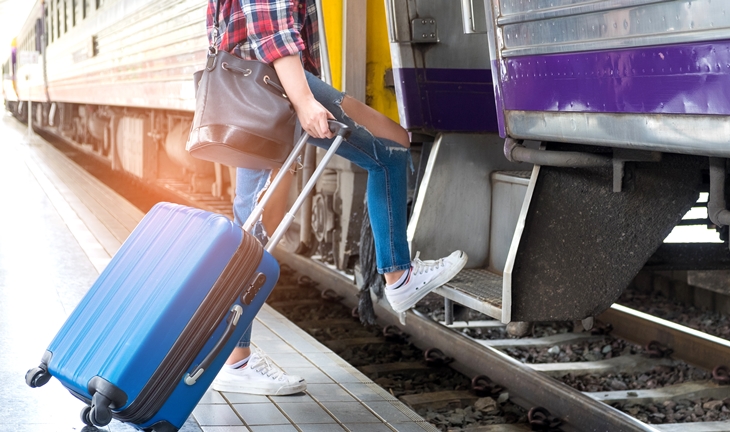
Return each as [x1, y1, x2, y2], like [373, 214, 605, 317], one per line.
[184, 304, 244, 386]
[243, 120, 351, 253]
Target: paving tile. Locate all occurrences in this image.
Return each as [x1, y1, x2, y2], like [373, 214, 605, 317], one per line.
[321, 401, 381, 424]
[200, 390, 227, 404]
[364, 401, 417, 423]
[193, 404, 244, 426]
[249, 324, 278, 341]
[390, 422, 441, 432]
[248, 426, 298, 432]
[220, 393, 269, 404]
[232, 403, 290, 426]
[305, 352, 351, 368]
[340, 382, 394, 402]
[276, 402, 337, 424]
[257, 304, 285, 320]
[257, 317, 292, 332]
[201, 427, 250, 432]
[283, 367, 336, 384]
[266, 351, 312, 368]
[269, 392, 313, 403]
[287, 340, 326, 353]
[345, 423, 394, 432]
[320, 364, 370, 383]
[179, 417, 206, 432]
[253, 339, 294, 354]
[108, 421, 140, 431]
[297, 424, 347, 432]
[306, 384, 356, 402]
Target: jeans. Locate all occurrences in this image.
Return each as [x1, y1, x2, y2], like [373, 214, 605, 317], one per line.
[232, 169, 270, 349]
[235, 72, 412, 348]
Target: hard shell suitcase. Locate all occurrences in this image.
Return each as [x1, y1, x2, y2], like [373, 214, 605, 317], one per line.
[26, 122, 351, 431]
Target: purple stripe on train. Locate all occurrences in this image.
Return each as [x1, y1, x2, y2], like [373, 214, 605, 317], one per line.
[501, 40, 730, 115]
[393, 68, 499, 134]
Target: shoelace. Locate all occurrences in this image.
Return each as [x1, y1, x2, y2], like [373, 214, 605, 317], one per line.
[249, 353, 285, 380]
[411, 251, 445, 276]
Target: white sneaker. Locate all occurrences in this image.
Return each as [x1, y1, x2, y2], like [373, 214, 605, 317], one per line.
[385, 250, 468, 313]
[212, 348, 306, 395]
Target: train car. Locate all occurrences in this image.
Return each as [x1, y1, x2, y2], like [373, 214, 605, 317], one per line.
[11, 0, 45, 123]
[386, 0, 730, 325]
[2, 39, 19, 113]
[8, 0, 729, 329]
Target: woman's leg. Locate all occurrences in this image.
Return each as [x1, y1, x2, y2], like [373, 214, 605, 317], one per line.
[213, 167, 305, 396]
[305, 72, 412, 276]
[305, 72, 467, 313]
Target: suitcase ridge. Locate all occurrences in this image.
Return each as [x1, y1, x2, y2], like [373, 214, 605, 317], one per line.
[113, 226, 264, 424]
[42, 205, 252, 407]
[49, 205, 242, 393]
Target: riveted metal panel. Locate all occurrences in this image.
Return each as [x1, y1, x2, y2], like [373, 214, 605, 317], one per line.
[499, 0, 664, 24]
[505, 111, 730, 157]
[497, 0, 730, 57]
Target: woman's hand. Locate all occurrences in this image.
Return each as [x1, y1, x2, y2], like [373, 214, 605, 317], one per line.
[293, 96, 335, 139]
[272, 55, 335, 139]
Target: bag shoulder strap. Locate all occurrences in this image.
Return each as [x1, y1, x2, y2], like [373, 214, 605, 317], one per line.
[211, 0, 222, 50]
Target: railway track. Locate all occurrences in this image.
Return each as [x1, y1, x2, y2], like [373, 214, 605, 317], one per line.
[275, 251, 730, 432]
[34, 123, 730, 432]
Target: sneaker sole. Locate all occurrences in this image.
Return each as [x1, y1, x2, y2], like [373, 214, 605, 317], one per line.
[389, 252, 468, 313]
[212, 379, 306, 395]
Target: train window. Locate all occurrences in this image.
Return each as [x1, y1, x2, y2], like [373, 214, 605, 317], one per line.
[71, 0, 76, 27]
[96, 0, 104, 10]
[82, 0, 87, 19]
[63, 0, 68, 34]
[45, 4, 52, 45]
[48, 2, 53, 43]
[56, 0, 61, 38]
[35, 19, 43, 51]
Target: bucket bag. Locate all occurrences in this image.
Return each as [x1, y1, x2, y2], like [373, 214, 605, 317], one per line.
[186, 0, 297, 169]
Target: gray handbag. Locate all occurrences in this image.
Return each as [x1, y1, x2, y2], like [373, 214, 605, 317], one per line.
[186, 0, 297, 169]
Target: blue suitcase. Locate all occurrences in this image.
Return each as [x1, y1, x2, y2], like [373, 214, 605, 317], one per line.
[26, 202, 278, 431]
[26, 123, 350, 431]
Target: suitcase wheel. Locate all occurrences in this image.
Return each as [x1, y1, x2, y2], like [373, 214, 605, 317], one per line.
[80, 406, 93, 427]
[89, 393, 113, 427]
[25, 367, 51, 388]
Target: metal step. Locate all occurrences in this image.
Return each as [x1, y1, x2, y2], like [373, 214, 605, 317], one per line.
[435, 268, 504, 320]
[432, 169, 535, 323]
[406, 134, 539, 324]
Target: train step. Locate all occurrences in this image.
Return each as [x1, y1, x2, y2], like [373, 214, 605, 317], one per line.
[408, 138, 535, 324]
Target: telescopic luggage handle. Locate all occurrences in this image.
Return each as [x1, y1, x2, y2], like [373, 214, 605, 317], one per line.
[243, 120, 351, 252]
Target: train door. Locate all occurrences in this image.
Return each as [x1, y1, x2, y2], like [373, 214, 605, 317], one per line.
[384, 0, 530, 323]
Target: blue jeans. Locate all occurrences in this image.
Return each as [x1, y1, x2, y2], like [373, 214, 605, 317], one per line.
[235, 72, 412, 348]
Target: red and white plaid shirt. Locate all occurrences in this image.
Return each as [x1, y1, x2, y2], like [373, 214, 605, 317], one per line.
[207, 0, 321, 76]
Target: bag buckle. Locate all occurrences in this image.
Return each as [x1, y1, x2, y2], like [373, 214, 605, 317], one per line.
[206, 47, 217, 70]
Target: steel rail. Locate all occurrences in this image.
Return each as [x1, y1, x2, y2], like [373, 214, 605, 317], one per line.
[273, 249, 660, 432]
[598, 304, 730, 371]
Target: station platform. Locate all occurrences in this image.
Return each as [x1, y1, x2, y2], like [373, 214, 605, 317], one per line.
[0, 113, 437, 432]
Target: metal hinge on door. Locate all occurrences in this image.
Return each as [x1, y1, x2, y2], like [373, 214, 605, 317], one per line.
[411, 18, 438, 43]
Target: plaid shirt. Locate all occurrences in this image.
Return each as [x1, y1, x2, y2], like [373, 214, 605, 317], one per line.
[207, 0, 320, 76]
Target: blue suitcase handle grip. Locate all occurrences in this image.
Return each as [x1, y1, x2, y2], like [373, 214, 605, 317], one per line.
[184, 305, 243, 385]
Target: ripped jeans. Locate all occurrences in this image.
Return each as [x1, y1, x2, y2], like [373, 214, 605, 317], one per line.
[233, 71, 412, 348]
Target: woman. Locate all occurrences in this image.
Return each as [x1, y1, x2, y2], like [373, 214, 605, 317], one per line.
[208, 0, 468, 395]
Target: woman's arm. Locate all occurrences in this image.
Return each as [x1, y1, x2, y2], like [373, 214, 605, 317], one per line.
[272, 55, 335, 139]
